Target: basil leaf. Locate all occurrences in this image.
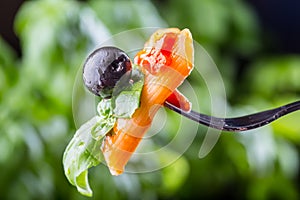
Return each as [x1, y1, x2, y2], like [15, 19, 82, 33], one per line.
[92, 99, 116, 140]
[63, 116, 103, 197]
[112, 66, 144, 118]
[97, 98, 114, 117]
[63, 99, 116, 197]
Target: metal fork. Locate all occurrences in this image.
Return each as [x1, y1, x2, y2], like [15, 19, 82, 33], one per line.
[164, 100, 300, 132]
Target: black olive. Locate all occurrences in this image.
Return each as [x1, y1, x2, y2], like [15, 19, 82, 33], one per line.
[83, 46, 132, 98]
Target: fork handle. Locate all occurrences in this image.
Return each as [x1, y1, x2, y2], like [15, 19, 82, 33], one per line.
[164, 100, 300, 132]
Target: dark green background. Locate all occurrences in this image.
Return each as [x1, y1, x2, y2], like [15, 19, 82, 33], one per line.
[0, 0, 300, 199]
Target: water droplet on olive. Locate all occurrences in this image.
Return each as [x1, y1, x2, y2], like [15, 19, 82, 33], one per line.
[83, 46, 132, 98]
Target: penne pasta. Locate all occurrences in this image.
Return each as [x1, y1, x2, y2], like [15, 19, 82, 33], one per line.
[101, 28, 194, 175]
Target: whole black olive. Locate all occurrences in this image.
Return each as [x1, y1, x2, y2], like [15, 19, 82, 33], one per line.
[83, 46, 132, 98]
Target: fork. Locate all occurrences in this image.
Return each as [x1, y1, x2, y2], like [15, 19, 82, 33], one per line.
[164, 100, 300, 132]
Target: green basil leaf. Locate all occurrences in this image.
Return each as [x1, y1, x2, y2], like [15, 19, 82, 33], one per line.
[63, 99, 116, 197]
[92, 99, 116, 140]
[91, 117, 115, 140]
[112, 66, 144, 118]
[97, 98, 114, 117]
[63, 116, 103, 197]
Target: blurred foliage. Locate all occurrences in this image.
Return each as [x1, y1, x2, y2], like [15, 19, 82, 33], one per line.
[0, 0, 299, 199]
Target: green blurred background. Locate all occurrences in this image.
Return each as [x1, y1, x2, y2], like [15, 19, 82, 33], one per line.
[1, 0, 300, 199]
